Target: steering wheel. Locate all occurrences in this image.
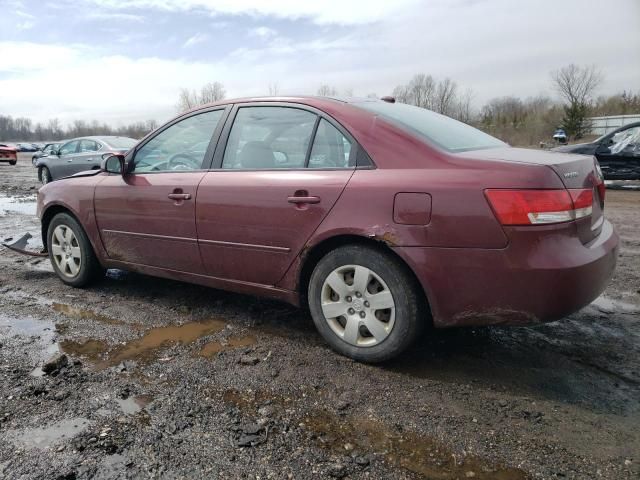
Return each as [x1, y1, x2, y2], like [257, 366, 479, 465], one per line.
[167, 153, 201, 171]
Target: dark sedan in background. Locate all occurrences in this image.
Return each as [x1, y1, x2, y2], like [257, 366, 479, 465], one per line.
[35, 136, 137, 184]
[553, 121, 640, 180]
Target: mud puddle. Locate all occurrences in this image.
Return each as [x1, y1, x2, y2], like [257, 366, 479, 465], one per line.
[223, 389, 526, 479]
[199, 334, 257, 357]
[116, 394, 153, 414]
[59, 318, 227, 369]
[53, 302, 127, 326]
[0, 194, 37, 216]
[8, 418, 90, 449]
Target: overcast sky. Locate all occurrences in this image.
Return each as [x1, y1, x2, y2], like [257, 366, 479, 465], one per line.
[1, 0, 639, 127]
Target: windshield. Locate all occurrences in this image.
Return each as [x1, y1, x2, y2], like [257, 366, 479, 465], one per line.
[355, 101, 506, 153]
[106, 137, 137, 149]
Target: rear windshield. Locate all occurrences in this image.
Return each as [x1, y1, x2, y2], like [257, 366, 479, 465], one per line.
[106, 137, 137, 149]
[355, 101, 506, 153]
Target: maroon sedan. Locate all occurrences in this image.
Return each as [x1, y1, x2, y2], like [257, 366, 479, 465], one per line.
[36, 97, 618, 362]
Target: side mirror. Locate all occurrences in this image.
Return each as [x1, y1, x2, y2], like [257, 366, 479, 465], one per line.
[100, 153, 126, 175]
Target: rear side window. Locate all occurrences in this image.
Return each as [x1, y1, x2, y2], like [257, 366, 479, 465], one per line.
[79, 140, 99, 152]
[222, 107, 316, 169]
[355, 101, 506, 153]
[308, 119, 352, 168]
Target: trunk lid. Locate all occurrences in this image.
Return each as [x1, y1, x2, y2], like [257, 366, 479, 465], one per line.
[461, 147, 605, 244]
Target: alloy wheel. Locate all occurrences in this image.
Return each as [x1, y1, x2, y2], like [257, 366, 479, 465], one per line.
[51, 225, 82, 278]
[320, 264, 396, 347]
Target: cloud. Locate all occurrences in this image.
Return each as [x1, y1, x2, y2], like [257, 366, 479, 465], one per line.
[85, 0, 422, 25]
[183, 32, 209, 48]
[248, 26, 277, 39]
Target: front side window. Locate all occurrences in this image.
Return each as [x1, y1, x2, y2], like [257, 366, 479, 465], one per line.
[222, 107, 316, 169]
[59, 141, 79, 156]
[308, 119, 352, 168]
[609, 126, 640, 156]
[133, 110, 224, 173]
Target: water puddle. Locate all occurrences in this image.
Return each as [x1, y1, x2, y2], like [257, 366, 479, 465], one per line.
[0, 195, 37, 216]
[223, 389, 526, 479]
[58, 318, 227, 369]
[116, 394, 153, 414]
[52, 302, 126, 326]
[0, 314, 59, 374]
[9, 417, 90, 449]
[199, 334, 256, 358]
[590, 295, 639, 314]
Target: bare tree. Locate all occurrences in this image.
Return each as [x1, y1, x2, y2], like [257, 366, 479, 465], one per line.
[453, 88, 474, 123]
[551, 64, 602, 106]
[177, 81, 226, 112]
[268, 82, 280, 96]
[434, 78, 458, 116]
[550, 64, 603, 139]
[317, 84, 338, 97]
[200, 82, 226, 104]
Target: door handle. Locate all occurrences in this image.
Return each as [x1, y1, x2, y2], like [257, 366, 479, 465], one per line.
[287, 195, 320, 204]
[168, 193, 191, 201]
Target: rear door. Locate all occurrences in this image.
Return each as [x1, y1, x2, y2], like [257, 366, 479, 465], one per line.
[196, 104, 357, 285]
[94, 107, 228, 273]
[72, 139, 103, 174]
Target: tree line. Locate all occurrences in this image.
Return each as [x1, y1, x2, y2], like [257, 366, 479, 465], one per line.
[0, 116, 159, 142]
[2, 65, 638, 146]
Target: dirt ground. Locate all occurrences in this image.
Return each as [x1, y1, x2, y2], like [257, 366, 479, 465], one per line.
[1, 155, 638, 479]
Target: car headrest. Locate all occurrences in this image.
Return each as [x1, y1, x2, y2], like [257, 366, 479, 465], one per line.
[238, 141, 276, 169]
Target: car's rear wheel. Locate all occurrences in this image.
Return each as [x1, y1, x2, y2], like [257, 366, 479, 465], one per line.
[9, 160, 16, 166]
[47, 213, 104, 287]
[308, 244, 424, 362]
[39, 166, 51, 184]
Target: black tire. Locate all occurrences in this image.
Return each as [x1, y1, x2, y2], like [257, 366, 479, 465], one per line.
[39, 166, 51, 184]
[9, 160, 16, 166]
[308, 244, 425, 363]
[47, 213, 104, 287]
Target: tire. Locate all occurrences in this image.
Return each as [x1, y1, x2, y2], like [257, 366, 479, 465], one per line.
[39, 166, 51, 184]
[47, 213, 104, 287]
[10, 160, 16, 166]
[308, 244, 425, 363]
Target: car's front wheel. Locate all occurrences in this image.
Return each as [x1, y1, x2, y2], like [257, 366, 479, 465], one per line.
[47, 213, 104, 287]
[39, 166, 51, 184]
[308, 244, 425, 363]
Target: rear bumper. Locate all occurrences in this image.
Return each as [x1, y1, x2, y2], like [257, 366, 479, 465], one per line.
[393, 219, 619, 328]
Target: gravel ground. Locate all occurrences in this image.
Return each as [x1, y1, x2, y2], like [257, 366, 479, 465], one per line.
[1, 155, 639, 479]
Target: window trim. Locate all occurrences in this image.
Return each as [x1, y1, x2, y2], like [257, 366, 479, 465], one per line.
[208, 101, 373, 171]
[125, 105, 231, 175]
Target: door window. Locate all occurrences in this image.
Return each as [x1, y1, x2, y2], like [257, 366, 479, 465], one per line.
[79, 140, 100, 152]
[59, 141, 79, 156]
[222, 107, 316, 169]
[133, 110, 224, 173]
[308, 118, 353, 168]
[610, 126, 640, 156]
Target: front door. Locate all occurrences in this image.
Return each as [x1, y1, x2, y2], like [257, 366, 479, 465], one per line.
[55, 140, 80, 178]
[94, 108, 227, 273]
[197, 105, 356, 285]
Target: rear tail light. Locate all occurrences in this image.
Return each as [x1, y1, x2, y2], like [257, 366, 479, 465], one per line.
[485, 189, 593, 225]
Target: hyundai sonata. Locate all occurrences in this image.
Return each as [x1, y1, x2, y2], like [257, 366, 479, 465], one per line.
[36, 96, 618, 362]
